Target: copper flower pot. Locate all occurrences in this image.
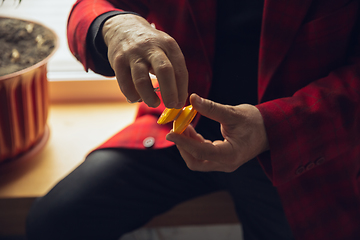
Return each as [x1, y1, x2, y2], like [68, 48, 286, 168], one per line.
[0, 18, 58, 164]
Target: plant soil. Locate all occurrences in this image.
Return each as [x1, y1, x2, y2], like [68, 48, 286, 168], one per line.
[0, 18, 55, 77]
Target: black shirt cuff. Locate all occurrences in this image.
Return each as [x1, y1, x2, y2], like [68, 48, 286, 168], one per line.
[86, 11, 140, 76]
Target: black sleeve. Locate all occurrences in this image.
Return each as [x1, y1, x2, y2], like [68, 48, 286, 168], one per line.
[86, 11, 140, 76]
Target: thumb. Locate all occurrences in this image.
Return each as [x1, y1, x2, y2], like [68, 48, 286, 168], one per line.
[190, 93, 231, 124]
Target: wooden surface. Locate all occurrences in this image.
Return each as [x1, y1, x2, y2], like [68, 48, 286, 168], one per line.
[0, 102, 137, 199]
[49, 79, 125, 103]
[0, 101, 239, 236]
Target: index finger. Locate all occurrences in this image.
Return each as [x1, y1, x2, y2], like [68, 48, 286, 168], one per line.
[150, 45, 188, 108]
[165, 43, 188, 107]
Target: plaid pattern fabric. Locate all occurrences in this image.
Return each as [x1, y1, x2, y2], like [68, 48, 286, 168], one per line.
[67, 0, 360, 239]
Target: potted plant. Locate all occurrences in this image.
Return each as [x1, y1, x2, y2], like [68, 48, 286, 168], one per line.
[0, 0, 58, 164]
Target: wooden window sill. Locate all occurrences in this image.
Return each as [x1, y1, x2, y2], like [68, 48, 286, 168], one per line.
[48, 78, 126, 103]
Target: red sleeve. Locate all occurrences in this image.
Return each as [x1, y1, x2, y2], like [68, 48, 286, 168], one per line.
[66, 0, 149, 72]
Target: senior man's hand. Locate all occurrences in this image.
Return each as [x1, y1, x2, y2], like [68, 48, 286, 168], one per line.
[166, 94, 269, 172]
[102, 14, 188, 108]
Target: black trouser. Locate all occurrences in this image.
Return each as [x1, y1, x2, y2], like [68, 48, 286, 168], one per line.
[26, 146, 293, 240]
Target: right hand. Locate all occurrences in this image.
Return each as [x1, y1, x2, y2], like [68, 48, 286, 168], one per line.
[166, 94, 269, 173]
[102, 14, 188, 108]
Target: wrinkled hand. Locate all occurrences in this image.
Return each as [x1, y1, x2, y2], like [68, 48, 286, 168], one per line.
[102, 14, 188, 108]
[166, 94, 269, 172]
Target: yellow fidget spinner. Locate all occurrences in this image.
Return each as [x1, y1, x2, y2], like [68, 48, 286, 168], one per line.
[157, 105, 197, 134]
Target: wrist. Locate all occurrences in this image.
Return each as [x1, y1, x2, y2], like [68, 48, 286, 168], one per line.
[102, 13, 146, 47]
[253, 105, 269, 153]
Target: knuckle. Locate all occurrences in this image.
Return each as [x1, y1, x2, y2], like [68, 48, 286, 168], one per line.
[134, 34, 158, 49]
[122, 38, 152, 57]
[112, 52, 127, 66]
[162, 36, 185, 61]
[207, 101, 216, 114]
[133, 57, 144, 65]
[162, 35, 177, 48]
[192, 150, 205, 160]
[133, 76, 149, 87]
[228, 105, 237, 114]
[138, 37, 155, 47]
[156, 60, 172, 73]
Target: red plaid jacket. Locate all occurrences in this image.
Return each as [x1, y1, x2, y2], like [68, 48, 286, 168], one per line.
[68, 0, 360, 239]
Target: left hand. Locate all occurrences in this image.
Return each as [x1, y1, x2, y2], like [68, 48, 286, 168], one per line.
[102, 14, 188, 109]
[166, 94, 269, 172]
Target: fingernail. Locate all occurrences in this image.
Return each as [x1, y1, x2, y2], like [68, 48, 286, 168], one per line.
[147, 98, 161, 108]
[166, 133, 174, 141]
[191, 94, 202, 104]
